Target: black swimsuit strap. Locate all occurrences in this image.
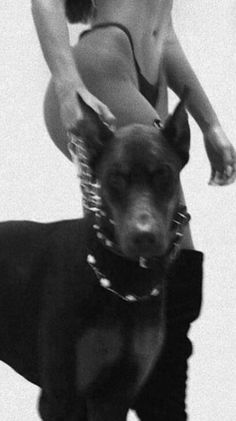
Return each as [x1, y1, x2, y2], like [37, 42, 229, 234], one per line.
[80, 21, 160, 107]
[80, 22, 142, 76]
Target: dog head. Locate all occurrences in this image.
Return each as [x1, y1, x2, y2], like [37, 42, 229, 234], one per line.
[73, 94, 190, 260]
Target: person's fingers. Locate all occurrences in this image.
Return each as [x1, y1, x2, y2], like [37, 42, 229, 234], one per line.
[225, 165, 233, 177]
[224, 168, 236, 185]
[213, 171, 225, 185]
[78, 90, 116, 131]
[232, 147, 236, 175]
[223, 164, 235, 185]
[96, 103, 116, 132]
[222, 147, 236, 185]
[210, 167, 236, 186]
[209, 169, 227, 186]
[208, 168, 217, 185]
[60, 99, 84, 136]
[209, 144, 236, 186]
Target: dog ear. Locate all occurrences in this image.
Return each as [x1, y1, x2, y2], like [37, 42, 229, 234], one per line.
[163, 87, 190, 167]
[75, 94, 114, 171]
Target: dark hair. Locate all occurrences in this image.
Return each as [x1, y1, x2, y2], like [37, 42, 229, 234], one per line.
[65, 0, 94, 24]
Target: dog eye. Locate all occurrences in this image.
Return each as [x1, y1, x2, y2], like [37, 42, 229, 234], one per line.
[107, 172, 128, 195]
[153, 167, 169, 181]
[152, 167, 173, 192]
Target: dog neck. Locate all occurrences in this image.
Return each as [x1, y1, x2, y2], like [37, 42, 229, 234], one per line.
[91, 199, 190, 268]
[84, 200, 190, 303]
[86, 224, 165, 302]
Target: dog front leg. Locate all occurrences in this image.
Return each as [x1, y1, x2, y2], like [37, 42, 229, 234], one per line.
[39, 394, 87, 421]
[38, 312, 86, 421]
[86, 396, 129, 421]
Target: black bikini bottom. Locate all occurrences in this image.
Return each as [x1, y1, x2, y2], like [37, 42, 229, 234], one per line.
[80, 22, 160, 107]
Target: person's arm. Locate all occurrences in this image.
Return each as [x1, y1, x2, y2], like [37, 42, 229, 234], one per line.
[32, 0, 81, 86]
[164, 19, 219, 133]
[164, 19, 236, 185]
[31, 0, 115, 134]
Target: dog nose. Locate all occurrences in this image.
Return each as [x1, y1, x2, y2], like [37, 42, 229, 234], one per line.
[132, 231, 156, 250]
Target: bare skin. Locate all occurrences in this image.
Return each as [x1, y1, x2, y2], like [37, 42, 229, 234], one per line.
[32, 0, 236, 250]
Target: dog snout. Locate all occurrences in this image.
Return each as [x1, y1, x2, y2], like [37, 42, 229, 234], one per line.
[133, 230, 156, 249]
[128, 213, 162, 257]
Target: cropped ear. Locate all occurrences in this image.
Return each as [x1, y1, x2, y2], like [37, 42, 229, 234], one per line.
[72, 94, 114, 171]
[163, 87, 190, 167]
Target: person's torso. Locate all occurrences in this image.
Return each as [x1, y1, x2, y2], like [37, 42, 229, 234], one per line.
[93, 0, 173, 85]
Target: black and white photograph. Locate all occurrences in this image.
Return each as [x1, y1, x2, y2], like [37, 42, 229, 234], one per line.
[0, 1, 236, 420]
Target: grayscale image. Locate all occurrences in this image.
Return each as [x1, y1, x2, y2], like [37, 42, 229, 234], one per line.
[0, 1, 235, 420]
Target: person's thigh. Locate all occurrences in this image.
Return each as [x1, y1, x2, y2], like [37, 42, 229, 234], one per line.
[44, 37, 160, 159]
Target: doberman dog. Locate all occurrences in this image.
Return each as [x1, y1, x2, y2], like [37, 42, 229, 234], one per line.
[0, 95, 190, 420]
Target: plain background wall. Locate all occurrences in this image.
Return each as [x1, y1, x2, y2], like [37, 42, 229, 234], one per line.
[0, 0, 235, 419]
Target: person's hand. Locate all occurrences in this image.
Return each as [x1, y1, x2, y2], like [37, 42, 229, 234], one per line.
[203, 125, 236, 186]
[55, 80, 116, 135]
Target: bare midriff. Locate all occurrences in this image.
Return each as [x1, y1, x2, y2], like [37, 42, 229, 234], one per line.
[92, 0, 173, 85]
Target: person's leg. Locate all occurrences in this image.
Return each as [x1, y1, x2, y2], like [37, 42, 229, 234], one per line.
[133, 250, 203, 420]
[44, 30, 161, 160]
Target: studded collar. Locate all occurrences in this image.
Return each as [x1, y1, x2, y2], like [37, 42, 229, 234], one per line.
[85, 217, 167, 303]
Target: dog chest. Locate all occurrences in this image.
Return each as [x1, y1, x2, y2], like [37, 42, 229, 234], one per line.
[131, 316, 165, 391]
[75, 325, 123, 393]
[75, 298, 164, 396]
